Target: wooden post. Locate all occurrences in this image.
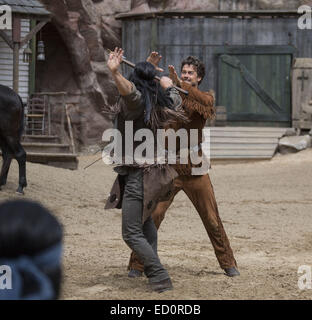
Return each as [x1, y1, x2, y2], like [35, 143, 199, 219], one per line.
[47, 95, 51, 135]
[12, 16, 21, 93]
[151, 19, 157, 52]
[61, 94, 65, 143]
[29, 19, 37, 95]
[65, 104, 76, 154]
[42, 95, 46, 135]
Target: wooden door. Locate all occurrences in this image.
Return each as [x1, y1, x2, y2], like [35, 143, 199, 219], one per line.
[218, 50, 292, 127]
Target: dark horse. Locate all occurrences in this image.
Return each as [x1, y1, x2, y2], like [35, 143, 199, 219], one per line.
[0, 84, 27, 194]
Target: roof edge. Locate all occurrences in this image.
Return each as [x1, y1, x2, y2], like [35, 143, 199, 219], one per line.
[0, 0, 51, 17]
[116, 9, 301, 20]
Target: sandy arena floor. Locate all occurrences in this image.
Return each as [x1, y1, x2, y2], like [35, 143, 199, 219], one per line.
[1, 149, 312, 300]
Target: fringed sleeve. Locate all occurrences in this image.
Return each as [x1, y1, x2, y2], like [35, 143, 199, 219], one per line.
[180, 82, 216, 120]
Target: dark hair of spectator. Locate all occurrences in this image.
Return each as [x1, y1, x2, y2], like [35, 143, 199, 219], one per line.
[0, 199, 63, 299]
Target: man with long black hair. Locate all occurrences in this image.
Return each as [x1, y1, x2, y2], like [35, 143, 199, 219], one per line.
[105, 47, 186, 292]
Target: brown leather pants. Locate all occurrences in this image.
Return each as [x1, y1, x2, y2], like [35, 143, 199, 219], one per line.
[128, 174, 237, 272]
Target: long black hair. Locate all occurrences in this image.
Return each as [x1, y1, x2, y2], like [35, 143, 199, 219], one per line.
[128, 61, 174, 125]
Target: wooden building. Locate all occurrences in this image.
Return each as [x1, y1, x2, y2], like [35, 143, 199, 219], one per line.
[0, 18, 30, 102]
[0, 0, 51, 101]
[116, 10, 312, 129]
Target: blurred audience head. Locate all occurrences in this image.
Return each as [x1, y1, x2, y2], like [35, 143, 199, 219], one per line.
[0, 199, 63, 300]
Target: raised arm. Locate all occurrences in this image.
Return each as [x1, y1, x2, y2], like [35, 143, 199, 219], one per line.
[107, 47, 133, 96]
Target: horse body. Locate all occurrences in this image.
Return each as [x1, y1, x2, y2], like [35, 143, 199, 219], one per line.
[0, 84, 27, 194]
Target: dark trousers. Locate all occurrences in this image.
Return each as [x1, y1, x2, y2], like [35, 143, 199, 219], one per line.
[128, 174, 237, 272]
[122, 168, 170, 283]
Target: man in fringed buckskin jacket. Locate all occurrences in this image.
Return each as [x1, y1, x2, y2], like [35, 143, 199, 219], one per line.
[105, 48, 188, 293]
[127, 54, 240, 278]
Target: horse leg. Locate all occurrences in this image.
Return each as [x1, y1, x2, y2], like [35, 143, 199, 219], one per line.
[5, 136, 27, 194]
[15, 143, 27, 195]
[0, 144, 13, 189]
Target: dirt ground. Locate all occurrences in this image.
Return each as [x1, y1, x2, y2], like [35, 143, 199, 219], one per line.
[1, 149, 312, 300]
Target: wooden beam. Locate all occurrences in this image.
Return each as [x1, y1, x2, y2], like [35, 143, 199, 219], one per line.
[151, 19, 157, 52]
[65, 104, 76, 154]
[14, 15, 51, 22]
[12, 16, 21, 42]
[29, 20, 37, 96]
[227, 113, 290, 122]
[13, 16, 21, 93]
[61, 94, 65, 142]
[214, 45, 297, 55]
[13, 43, 20, 93]
[0, 30, 13, 49]
[116, 9, 301, 20]
[35, 92, 67, 95]
[20, 20, 48, 48]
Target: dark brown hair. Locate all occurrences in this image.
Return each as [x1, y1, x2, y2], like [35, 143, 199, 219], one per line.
[181, 56, 205, 85]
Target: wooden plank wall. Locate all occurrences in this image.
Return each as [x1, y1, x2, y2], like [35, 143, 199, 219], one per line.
[0, 19, 30, 102]
[122, 17, 312, 96]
